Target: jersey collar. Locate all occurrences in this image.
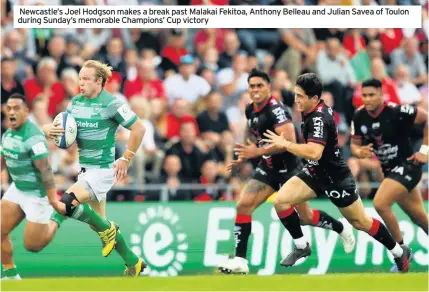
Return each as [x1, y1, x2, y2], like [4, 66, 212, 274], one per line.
[367, 102, 386, 118]
[303, 100, 324, 117]
[253, 97, 272, 113]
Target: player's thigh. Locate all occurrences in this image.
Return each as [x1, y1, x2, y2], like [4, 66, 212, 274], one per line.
[1, 200, 24, 236]
[66, 181, 92, 203]
[73, 168, 115, 203]
[23, 221, 52, 248]
[397, 187, 428, 220]
[274, 175, 316, 207]
[373, 178, 408, 210]
[88, 200, 106, 219]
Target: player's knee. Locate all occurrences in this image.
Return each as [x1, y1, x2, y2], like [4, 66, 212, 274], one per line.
[348, 219, 365, 231]
[23, 241, 43, 253]
[373, 200, 390, 214]
[59, 192, 80, 217]
[236, 199, 255, 214]
[272, 193, 292, 210]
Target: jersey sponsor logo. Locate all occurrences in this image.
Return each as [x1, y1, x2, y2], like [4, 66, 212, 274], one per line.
[272, 107, 288, 124]
[360, 125, 368, 134]
[76, 120, 99, 128]
[400, 104, 415, 115]
[372, 122, 380, 129]
[3, 150, 18, 159]
[118, 104, 134, 121]
[375, 144, 399, 162]
[256, 167, 267, 176]
[32, 142, 48, 156]
[312, 117, 324, 139]
[306, 159, 319, 166]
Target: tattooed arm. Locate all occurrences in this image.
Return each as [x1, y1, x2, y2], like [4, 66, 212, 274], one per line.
[33, 156, 58, 205]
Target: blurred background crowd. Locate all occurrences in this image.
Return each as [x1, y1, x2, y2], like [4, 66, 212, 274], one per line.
[1, 0, 428, 202]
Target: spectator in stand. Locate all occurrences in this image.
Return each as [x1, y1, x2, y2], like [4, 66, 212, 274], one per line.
[199, 47, 220, 73]
[343, 29, 366, 58]
[123, 48, 139, 82]
[165, 98, 199, 140]
[28, 97, 51, 130]
[390, 37, 428, 87]
[395, 64, 424, 106]
[1, 58, 25, 103]
[161, 29, 189, 66]
[353, 58, 401, 109]
[164, 54, 211, 106]
[216, 51, 249, 111]
[226, 91, 251, 143]
[196, 91, 230, 145]
[193, 160, 226, 202]
[350, 39, 383, 83]
[379, 28, 403, 57]
[271, 69, 294, 107]
[46, 35, 68, 78]
[2, 29, 32, 82]
[63, 35, 84, 73]
[166, 122, 210, 182]
[59, 68, 79, 112]
[274, 28, 317, 82]
[94, 37, 126, 75]
[149, 155, 192, 201]
[218, 31, 241, 69]
[194, 28, 226, 58]
[124, 59, 166, 101]
[210, 130, 235, 178]
[23, 57, 65, 117]
[316, 37, 356, 114]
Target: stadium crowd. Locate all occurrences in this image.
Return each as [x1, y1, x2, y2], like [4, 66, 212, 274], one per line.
[1, 0, 428, 201]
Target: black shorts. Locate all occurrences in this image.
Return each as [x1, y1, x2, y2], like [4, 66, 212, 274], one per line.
[385, 161, 422, 192]
[296, 168, 359, 208]
[253, 165, 300, 191]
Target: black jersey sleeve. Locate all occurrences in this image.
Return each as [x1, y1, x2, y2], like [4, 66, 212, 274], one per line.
[350, 112, 363, 139]
[396, 104, 418, 128]
[268, 100, 292, 128]
[306, 113, 328, 146]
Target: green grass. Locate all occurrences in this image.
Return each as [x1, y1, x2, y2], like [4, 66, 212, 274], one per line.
[1, 273, 428, 291]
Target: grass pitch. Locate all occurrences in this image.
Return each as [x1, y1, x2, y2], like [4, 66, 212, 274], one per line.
[1, 273, 428, 291]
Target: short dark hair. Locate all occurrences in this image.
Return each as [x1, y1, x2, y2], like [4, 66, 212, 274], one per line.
[248, 68, 271, 84]
[362, 78, 382, 90]
[295, 73, 324, 100]
[8, 93, 28, 106]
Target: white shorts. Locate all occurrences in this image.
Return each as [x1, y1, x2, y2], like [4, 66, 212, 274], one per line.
[3, 183, 53, 224]
[77, 168, 115, 202]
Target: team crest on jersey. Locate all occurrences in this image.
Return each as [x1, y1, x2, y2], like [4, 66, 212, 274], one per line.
[360, 125, 368, 134]
[372, 122, 380, 129]
[93, 104, 102, 114]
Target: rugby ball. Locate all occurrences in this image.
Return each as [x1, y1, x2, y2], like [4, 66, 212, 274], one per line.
[53, 112, 77, 149]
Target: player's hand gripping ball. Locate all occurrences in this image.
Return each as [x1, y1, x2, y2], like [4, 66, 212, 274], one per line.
[53, 112, 77, 149]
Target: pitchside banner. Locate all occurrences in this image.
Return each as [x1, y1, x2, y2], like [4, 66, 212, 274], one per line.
[10, 201, 428, 278]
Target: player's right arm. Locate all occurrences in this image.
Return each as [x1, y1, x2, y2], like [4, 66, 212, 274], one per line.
[350, 117, 373, 159]
[29, 136, 64, 214]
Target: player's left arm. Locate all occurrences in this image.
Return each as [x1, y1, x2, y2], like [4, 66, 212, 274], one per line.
[113, 101, 146, 181]
[408, 106, 428, 164]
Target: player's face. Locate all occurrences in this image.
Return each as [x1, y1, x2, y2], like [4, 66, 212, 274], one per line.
[248, 77, 270, 105]
[79, 67, 102, 98]
[362, 86, 383, 112]
[6, 98, 29, 130]
[294, 86, 318, 113]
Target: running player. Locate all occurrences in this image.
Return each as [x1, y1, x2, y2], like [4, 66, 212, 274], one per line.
[42, 60, 146, 277]
[1, 93, 65, 280]
[263, 73, 411, 272]
[217, 69, 355, 274]
[350, 78, 428, 271]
